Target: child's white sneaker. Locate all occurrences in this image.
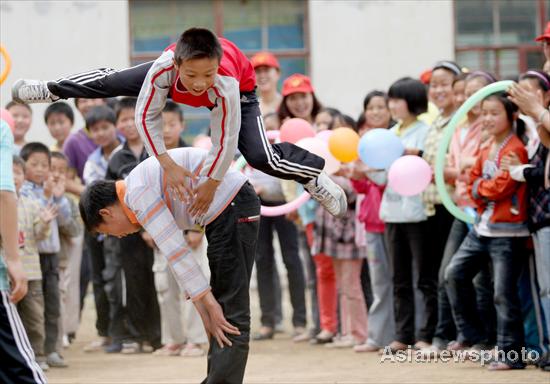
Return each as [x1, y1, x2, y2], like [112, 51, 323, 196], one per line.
[12, 79, 59, 103]
[304, 172, 347, 218]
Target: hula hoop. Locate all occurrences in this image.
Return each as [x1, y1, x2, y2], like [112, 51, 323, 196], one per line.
[233, 153, 311, 217]
[0, 45, 12, 86]
[435, 80, 514, 224]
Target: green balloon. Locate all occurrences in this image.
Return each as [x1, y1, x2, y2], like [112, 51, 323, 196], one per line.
[434, 80, 514, 224]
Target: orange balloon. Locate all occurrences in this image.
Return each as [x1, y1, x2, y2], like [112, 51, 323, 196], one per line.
[328, 127, 360, 162]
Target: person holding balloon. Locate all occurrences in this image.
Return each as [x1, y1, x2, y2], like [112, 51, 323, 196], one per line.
[367, 77, 432, 352]
[349, 92, 396, 352]
[445, 93, 529, 370]
[426, 71, 499, 354]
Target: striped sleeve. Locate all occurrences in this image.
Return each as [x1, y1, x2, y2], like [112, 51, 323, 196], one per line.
[201, 76, 242, 181]
[135, 51, 176, 157]
[127, 184, 210, 300]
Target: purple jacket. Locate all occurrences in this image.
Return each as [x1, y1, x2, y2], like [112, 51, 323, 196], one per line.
[63, 128, 97, 179]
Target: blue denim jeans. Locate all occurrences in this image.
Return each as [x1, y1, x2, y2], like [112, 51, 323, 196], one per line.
[436, 219, 495, 346]
[445, 231, 525, 357]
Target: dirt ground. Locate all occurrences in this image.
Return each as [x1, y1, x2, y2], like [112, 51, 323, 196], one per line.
[45, 292, 550, 384]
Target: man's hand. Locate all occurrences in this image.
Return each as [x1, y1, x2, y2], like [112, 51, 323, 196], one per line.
[141, 231, 156, 249]
[194, 291, 240, 348]
[189, 178, 220, 218]
[157, 153, 196, 202]
[6, 258, 27, 303]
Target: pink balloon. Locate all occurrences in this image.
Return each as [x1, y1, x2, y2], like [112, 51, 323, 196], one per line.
[0, 109, 14, 133]
[295, 137, 340, 175]
[316, 130, 332, 144]
[261, 191, 310, 217]
[279, 118, 315, 144]
[193, 136, 212, 151]
[388, 155, 432, 196]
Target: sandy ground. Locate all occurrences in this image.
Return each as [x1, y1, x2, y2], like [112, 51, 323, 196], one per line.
[45, 291, 550, 384]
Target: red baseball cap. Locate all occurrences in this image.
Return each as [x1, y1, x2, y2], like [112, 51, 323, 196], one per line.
[535, 21, 550, 42]
[282, 74, 314, 97]
[251, 52, 280, 70]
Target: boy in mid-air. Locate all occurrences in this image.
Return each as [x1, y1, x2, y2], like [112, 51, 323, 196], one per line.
[13, 27, 346, 220]
[79, 147, 260, 383]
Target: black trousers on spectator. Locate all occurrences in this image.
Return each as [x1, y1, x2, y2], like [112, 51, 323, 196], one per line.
[118, 233, 161, 348]
[84, 231, 110, 338]
[0, 290, 47, 384]
[255, 208, 307, 329]
[102, 236, 130, 343]
[48, 64, 324, 184]
[385, 221, 437, 345]
[203, 182, 260, 384]
[39, 252, 60, 354]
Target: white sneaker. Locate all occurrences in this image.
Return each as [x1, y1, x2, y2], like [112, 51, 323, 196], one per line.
[12, 79, 59, 103]
[304, 172, 347, 218]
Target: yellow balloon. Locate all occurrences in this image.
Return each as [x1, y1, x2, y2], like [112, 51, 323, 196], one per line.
[328, 127, 360, 162]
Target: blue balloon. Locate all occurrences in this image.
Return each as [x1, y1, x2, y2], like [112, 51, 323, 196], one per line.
[358, 128, 404, 169]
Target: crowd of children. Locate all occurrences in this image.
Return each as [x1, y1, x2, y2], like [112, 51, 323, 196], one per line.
[2, 25, 550, 382]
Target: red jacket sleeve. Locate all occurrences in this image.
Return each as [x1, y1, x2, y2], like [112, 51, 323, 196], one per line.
[469, 146, 528, 203]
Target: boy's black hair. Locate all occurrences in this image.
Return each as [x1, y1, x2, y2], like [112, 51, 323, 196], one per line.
[162, 100, 184, 121]
[85, 105, 116, 128]
[114, 97, 137, 121]
[388, 77, 428, 116]
[363, 90, 388, 111]
[44, 102, 74, 125]
[6, 100, 32, 113]
[482, 92, 527, 143]
[520, 70, 550, 92]
[51, 151, 68, 162]
[20, 142, 51, 162]
[79, 180, 118, 233]
[174, 28, 223, 65]
[12, 155, 25, 170]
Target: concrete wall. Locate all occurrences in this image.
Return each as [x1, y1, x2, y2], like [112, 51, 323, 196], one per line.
[0, 0, 130, 145]
[309, 0, 454, 118]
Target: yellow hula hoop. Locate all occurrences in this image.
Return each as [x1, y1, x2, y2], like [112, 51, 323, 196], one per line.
[0, 45, 12, 86]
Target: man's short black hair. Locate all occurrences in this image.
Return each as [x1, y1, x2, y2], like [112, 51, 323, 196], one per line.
[162, 100, 184, 121]
[114, 97, 137, 121]
[44, 101, 74, 125]
[79, 180, 118, 232]
[388, 77, 428, 116]
[6, 100, 32, 113]
[12, 155, 25, 170]
[174, 27, 223, 65]
[85, 105, 116, 128]
[20, 142, 51, 163]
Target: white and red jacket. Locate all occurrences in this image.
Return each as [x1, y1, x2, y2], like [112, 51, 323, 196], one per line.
[135, 38, 256, 181]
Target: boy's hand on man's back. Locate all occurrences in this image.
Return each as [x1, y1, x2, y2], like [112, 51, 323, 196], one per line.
[158, 153, 196, 202]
